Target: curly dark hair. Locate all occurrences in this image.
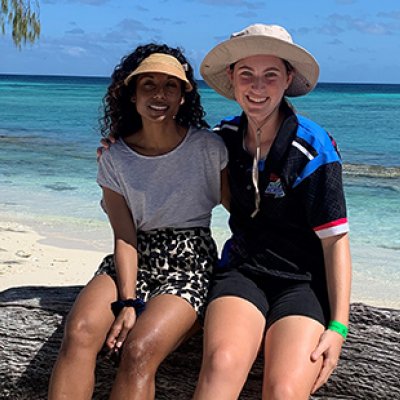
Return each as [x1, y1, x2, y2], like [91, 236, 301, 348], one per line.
[100, 43, 209, 138]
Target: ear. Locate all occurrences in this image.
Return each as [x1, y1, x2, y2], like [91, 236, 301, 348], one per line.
[285, 72, 293, 90]
[180, 96, 185, 106]
[131, 96, 136, 103]
[226, 65, 234, 83]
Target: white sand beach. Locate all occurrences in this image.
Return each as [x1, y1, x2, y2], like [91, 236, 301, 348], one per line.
[0, 221, 107, 291]
[1, 220, 399, 310]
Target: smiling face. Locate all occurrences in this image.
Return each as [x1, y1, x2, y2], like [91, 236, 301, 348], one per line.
[134, 72, 184, 124]
[228, 55, 292, 125]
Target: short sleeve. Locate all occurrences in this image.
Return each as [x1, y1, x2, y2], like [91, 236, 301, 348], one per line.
[299, 161, 349, 239]
[203, 129, 229, 171]
[97, 150, 123, 195]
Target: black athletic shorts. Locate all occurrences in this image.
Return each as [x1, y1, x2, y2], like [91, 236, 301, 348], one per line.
[207, 267, 330, 329]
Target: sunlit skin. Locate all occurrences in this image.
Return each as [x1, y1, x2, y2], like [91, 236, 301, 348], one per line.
[125, 73, 187, 156]
[134, 73, 184, 124]
[226, 55, 293, 158]
[228, 55, 292, 129]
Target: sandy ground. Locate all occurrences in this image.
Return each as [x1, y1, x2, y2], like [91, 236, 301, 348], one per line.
[0, 221, 105, 291]
[1, 220, 399, 310]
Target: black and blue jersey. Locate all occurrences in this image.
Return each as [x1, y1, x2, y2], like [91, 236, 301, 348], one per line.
[215, 104, 349, 282]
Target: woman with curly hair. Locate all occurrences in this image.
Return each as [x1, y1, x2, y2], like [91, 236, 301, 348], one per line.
[48, 43, 228, 400]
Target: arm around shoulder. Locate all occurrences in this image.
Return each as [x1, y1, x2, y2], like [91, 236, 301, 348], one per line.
[220, 167, 230, 211]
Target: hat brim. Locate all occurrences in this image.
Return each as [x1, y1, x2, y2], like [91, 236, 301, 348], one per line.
[125, 64, 193, 92]
[200, 35, 319, 99]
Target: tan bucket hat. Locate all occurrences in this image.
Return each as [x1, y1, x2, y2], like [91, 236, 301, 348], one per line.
[124, 53, 193, 92]
[200, 24, 319, 99]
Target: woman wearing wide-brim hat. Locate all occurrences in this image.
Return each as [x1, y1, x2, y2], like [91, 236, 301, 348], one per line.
[194, 24, 352, 399]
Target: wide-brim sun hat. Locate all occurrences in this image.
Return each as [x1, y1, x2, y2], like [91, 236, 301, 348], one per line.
[200, 24, 319, 99]
[124, 53, 193, 92]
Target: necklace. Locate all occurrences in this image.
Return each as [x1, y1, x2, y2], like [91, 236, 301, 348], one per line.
[246, 111, 282, 218]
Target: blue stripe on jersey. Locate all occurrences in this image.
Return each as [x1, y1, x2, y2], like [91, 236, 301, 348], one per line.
[213, 115, 241, 131]
[220, 115, 241, 126]
[224, 115, 240, 122]
[293, 115, 342, 188]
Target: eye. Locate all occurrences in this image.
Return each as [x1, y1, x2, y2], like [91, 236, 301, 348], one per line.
[265, 71, 279, 79]
[239, 70, 252, 78]
[143, 81, 155, 88]
[139, 78, 156, 89]
[166, 81, 179, 88]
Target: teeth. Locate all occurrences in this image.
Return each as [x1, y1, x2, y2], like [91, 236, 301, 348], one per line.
[248, 96, 267, 103]
[149, 104, 168, 111]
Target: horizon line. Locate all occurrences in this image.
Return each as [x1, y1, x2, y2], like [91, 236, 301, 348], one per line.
[1, 72, 400, 86]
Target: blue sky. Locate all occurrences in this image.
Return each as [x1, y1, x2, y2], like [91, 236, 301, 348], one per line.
[1, 0, 400, 83]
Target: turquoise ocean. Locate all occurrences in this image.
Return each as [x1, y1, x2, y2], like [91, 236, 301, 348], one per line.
[0, 74, 399, 307]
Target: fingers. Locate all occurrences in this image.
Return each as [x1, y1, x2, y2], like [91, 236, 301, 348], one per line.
[106, 308, 136, 350]
[96, 147, 103, 162]
[311, 353, 338, 393]
[114, 318, 134, 349]
[311, 329, 328, 361]
[100, 137, 115, 149]
[100, 138, 111, 148]
[311, 343, 324, 362]
[310, 330, 344, 394]
[96, 138, 114, 162]
[106, 319, 122, 350]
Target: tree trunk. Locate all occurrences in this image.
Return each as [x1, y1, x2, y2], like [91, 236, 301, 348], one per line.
[0, 286, 399, 399]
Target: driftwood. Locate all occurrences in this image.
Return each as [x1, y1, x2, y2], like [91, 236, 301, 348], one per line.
[0, 286, 399, 400]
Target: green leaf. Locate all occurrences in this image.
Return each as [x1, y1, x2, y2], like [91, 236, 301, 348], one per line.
[0, 0, 40, 47]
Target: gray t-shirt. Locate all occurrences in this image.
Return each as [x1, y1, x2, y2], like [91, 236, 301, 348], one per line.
[97, 126, 228, 231]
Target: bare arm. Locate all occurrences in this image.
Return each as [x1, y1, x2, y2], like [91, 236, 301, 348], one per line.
[220, 167, 230, 212]
[102, 186, 138, 350]
[322, 233, 352, 326]
[311, 232, 352, 393]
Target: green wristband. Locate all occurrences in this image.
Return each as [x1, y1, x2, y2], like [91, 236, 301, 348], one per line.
[328, 320, 348, 340]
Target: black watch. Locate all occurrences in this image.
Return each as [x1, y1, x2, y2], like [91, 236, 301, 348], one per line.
[111, 298, 146, 317]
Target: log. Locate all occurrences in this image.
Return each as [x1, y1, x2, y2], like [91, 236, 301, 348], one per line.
[0, 286, 399, 399]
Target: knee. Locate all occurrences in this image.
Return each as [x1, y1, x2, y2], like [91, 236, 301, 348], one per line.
[60, 315, 99, 354]
[203, 345, 244, 379]
[264, 380, 301, 400]
[119, 337, 158, 377]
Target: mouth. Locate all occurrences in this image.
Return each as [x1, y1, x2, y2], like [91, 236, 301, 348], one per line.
[247, 95, 268, 104]
[148, 104, 168, 111]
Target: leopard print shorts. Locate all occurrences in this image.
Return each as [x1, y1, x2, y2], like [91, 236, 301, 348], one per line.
[95, 227, 217, 316]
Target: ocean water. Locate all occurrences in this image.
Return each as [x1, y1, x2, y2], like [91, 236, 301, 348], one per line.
[1, 75, 399, 306]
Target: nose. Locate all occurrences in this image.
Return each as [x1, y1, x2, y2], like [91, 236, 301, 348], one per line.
[252, 76, 266, 91]
[153, 85, 167, 99]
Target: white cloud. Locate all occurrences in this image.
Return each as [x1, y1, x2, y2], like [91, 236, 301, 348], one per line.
[65, 28, 85, 35]
[378, 11, 400, 21]
[61, 45, 87, 56]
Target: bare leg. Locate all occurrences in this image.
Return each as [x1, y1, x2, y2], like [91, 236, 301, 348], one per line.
[48, 275, 117, 400]
[193, 297, 266, 400]
[109, 294, 198, 400]
[262, 316, 325, 400]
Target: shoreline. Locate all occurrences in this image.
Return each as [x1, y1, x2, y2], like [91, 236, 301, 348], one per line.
[1, 219, 399, 310]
